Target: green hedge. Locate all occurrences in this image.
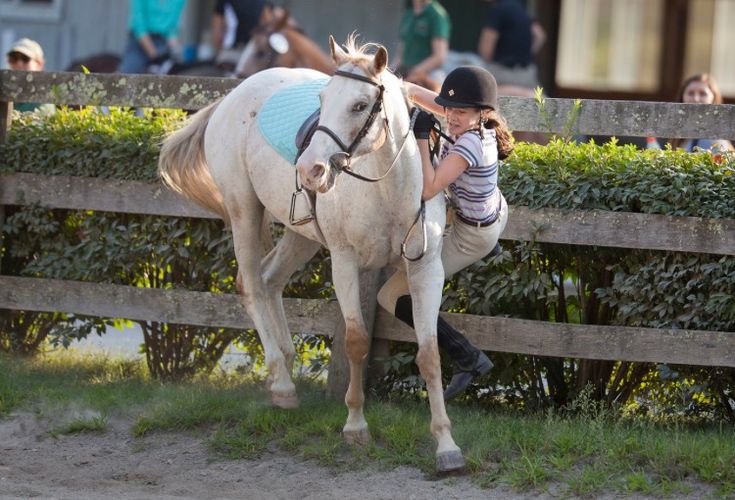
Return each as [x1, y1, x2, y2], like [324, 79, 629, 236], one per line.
[1, 108, 733, 419]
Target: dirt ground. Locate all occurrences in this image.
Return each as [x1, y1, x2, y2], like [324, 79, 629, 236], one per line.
[0, 411, 539, 500]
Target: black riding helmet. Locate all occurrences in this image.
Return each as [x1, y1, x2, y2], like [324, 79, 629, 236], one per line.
[434, 66, 498, 110]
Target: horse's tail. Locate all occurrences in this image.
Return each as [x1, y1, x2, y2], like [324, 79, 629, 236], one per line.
[158, 100, 229, 223]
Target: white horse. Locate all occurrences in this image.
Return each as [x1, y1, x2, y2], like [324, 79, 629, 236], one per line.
[158, 36, 465, 472]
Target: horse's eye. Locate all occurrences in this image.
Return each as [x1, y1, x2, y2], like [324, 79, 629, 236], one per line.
[352, 102, 368, 113]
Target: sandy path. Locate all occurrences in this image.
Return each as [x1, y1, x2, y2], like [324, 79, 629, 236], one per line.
[0, 412, 533, 500]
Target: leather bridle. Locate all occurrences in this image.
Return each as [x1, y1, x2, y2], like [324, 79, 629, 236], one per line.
[313, 69, 404, 183]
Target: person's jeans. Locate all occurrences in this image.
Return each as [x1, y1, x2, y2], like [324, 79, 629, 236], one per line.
[118, 32, 169, 74]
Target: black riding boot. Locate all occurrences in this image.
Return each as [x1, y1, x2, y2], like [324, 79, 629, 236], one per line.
[394, 295, 493, 400]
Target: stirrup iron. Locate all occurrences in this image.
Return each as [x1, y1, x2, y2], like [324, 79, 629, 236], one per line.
[289, 169, 315, 226]
[289, 189, 314, 226]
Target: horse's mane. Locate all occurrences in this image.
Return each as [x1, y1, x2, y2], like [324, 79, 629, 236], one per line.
[339, 34, 386, 78]
[338, 34, 411, 111]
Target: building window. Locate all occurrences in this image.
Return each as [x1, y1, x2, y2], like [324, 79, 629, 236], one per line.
[0, 0, 63, 22]
[555, 0, 665, 93]
[684, 0, 735, 96]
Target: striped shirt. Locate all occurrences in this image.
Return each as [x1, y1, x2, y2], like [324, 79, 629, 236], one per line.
[440, 129, 501, 224]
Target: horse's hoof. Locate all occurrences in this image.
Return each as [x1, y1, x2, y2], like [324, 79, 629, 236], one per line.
[343, 427, 371, 446]
[271, 392, 299, 409]
[436, 449, 466, 473]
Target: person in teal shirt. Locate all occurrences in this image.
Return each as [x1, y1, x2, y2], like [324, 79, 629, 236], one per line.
[118, 0, 187, 74]
[394, 0, 451, 92]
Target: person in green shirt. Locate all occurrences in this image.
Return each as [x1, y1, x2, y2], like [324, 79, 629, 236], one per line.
[394, 0, 451, 92]
[5, 38, 55, 115]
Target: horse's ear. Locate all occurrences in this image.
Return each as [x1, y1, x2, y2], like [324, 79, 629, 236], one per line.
[329, 35, 348, 65]
[373, 45, 388, 75]
[273, 8, 290, 31]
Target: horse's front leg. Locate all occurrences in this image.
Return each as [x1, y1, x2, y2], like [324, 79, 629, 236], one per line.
[408, 258, 466, 472]
[331, 255, 371, 445]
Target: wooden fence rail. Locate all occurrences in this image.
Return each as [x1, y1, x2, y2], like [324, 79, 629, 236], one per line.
[1, 172, 734, 370]
[1, 275, 733, 368]
[2, 70, 735, 137]
[2, 172, 733, 256]
[1, 71, 734, 394]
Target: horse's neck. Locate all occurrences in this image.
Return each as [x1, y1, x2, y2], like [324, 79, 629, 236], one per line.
[287, 30, 336, 74]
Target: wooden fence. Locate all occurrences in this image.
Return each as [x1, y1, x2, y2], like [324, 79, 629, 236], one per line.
[1, 69, 734, 397]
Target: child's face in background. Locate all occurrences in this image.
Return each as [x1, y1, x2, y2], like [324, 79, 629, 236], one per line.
[682, 81, 715, 104]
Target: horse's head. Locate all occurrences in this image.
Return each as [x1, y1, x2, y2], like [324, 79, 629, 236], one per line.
[236, 9, 335, 79]
[236, 9, 291, 78]
[296, 36, 398, 194]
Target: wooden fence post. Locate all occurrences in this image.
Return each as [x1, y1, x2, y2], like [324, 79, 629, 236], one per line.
[0, 100, 12, 274]
[326, 269, 382, 400]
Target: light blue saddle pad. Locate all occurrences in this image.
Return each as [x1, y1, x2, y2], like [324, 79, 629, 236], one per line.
[257, 78, 329, 164]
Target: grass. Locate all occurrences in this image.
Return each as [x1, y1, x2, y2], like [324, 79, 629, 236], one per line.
[1, 351, 734, 497]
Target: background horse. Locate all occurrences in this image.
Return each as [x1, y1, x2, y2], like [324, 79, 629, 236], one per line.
[65, 51, 228, 77]
[235, 10, 335, 78]
[159, 35, 465, 472]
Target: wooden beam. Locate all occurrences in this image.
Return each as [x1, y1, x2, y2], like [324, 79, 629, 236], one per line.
[2, 173, 733, 256]
[1, 276, 733, 368]
[504, 206, 735, 256]
[0, 276, 341, 336]
[373, 310, 735, 368]
[2, 70, 734, 137]
[0, 173, 217, 219]
[0, 70, 236, 110]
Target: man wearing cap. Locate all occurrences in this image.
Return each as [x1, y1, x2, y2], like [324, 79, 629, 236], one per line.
[5, 38, 55, 114]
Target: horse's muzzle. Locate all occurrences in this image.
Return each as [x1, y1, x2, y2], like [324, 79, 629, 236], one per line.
[297, 161, 337, 193]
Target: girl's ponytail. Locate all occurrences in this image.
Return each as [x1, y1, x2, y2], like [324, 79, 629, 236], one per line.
[483, 109, 514, 160]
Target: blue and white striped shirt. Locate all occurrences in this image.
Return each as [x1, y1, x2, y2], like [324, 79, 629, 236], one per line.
[440, 129, 501, 224]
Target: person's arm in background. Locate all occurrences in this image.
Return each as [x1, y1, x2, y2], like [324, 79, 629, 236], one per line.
[406, 36, 448, 80]
[477, 27, 499, 63]
[405, 4, 451, 86]
[530, 21, 546, 54]
[211, 14, 226, 53]
[165, 0, 186, 56]
[129, 0, 158, 59]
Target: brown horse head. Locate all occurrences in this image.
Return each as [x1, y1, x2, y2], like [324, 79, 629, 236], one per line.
[236, 10, 336, 78]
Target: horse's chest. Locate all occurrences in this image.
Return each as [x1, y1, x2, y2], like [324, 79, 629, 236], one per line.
[319, 199, 404, 267]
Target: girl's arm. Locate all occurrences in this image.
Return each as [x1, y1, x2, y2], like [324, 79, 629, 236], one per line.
[403, 81, 445, 116]
[418, 140, 468, 200]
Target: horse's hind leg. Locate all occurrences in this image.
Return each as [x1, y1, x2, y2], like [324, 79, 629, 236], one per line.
[259, 228, 321, 399]
[229, 202, 301, 407]
[330, 255, 371, 445]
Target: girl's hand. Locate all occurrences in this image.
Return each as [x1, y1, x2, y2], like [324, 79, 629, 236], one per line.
[412, 109, 436, 139]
